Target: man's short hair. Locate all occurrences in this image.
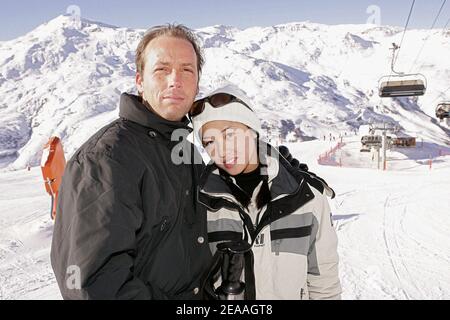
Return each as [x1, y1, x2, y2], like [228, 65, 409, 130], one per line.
[135, 24, 204, 77]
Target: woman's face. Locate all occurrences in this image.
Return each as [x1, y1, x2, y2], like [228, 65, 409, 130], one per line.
[201, 120, 259, 176]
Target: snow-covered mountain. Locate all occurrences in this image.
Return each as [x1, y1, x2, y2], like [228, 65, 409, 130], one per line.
[1, 15, 449, 170]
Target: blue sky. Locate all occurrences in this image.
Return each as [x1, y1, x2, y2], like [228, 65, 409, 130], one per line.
[1, 0, 449, 40]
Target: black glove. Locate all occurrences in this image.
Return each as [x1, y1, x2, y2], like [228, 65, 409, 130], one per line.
[277, 146, 335, 199]
[217, 241, 250, 282]
[278, 145, 309, 172]
[223, 252, 245, 283]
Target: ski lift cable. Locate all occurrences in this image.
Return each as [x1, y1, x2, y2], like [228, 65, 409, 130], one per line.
[444, 16, 450, 29]
[430, 0, 447, 29]
[393, 0, 417, 67]
[386, 0, 416, 83]
[409, 0, 448, 73]
[430, 84, 450, 105]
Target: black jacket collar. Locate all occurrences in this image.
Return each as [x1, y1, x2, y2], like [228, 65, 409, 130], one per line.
[199, 143, 300, 200]
[119, 93, 191, 139]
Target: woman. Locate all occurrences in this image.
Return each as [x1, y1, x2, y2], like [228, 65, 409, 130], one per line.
[191, 85, 342, 300]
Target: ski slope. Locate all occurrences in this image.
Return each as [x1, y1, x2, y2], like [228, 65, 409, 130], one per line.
[288, 137, 450, 300]
[0, 168, 60, 299]
[1, 137, 449, 300]
[1, 15, 450, 171]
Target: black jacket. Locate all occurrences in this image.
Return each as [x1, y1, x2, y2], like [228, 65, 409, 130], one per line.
[50, 93, 212, 300]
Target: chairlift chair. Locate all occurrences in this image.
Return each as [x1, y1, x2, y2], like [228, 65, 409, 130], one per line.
[378, 74, 427, 97]
[360, 145, 371, 152]
[361, 135, 382, 146]
[435, 102, 450, 120]
[378, 43, 427, 98]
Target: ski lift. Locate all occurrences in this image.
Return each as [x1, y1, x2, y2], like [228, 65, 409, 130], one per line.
[435, 102, 450, 120]
[360, 145, 371, 153]
[361, 135, 382, 147]
[379, 75, 426, 97]
[378, 44, 427, 98]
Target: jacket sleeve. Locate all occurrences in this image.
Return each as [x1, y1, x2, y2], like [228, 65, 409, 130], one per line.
[307, 187, 342, 300]
[50, 152, 166, 300]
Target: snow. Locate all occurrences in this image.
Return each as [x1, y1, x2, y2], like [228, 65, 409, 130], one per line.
[1, 15, 449, 170]
[287, 137, 450, 300]
[1, 136, 450, 300]
[0, 168, 61, 300]
[0, 15, 449, 300]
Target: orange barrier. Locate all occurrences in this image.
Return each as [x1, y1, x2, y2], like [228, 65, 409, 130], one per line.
[41, 137, 66, 220]
[318, 142, 345, 166]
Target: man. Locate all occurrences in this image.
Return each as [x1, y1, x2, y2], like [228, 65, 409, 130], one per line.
[51, 24, 211, 299]
[51, 24, 308, 300]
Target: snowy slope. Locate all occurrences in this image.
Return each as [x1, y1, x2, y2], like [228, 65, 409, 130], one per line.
[0, 168, 61, 299]
[1, 137, 450, 300]
[286, 138, 450, 300]
[0, 15, 449, 170]
[1, 15, 450, 300]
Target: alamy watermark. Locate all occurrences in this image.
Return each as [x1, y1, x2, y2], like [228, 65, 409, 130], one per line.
[366, 5, 381, 26]
[66, 5, 81, 30]
[66, 265, 81, 290]
[170, 128, 278, 177]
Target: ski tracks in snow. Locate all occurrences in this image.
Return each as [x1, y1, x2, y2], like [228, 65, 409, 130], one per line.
[382, 196, 424, 299]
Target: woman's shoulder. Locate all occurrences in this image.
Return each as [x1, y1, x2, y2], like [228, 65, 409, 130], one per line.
[280, 158, 335, 199]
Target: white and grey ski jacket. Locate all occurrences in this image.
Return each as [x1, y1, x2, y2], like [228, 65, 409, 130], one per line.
[198, 145, 342, 300]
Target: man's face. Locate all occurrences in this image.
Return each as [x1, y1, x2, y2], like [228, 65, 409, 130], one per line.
[136, 36, 199, 122]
